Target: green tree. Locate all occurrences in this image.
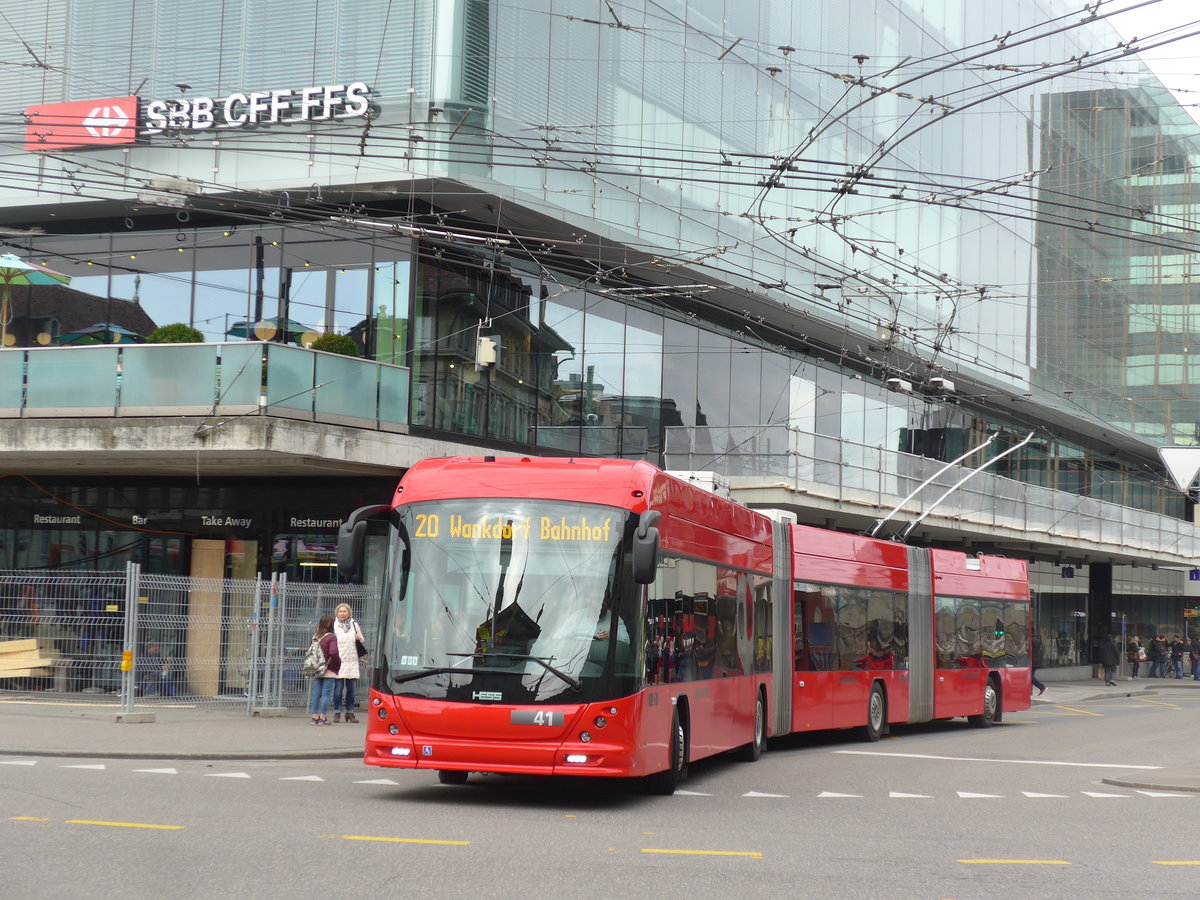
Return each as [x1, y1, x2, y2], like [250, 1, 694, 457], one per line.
[146, 323, 203, 343]
[309, 332, 360, 357]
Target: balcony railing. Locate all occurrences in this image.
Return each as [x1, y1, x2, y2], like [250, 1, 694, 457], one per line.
[664, 424, 1200, 565]
[0, 342, 409, 431]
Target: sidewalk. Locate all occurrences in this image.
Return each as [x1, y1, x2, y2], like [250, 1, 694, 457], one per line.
[1, 679, 1198, 792]
[0, 698, 364, 760]
[1034, 675, 1200, 793]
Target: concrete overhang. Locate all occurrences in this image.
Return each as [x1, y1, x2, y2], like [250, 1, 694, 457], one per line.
[0, 415, 486, 478]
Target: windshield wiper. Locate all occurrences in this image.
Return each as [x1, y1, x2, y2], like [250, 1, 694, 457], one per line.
[390, 667, 465, 684]
[445, 652, 582, 692]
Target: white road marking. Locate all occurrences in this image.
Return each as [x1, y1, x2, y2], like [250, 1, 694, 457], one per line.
[817, 792, 862, 798]
[134, 768, 179, 775]
[204, 772, 251, 778]
[957, 792, 1004, 798]
[675, 790, 712, 796]
[742, 791, 787, 797]
[889, 792, 932, 798]
[0, 759, 38, 766]
[354, 778, 399, 785]
[1135, 790, 1193, 798]
[1022, 792, 1068, 798]
[1081, 791, 1130, 798]
[835, 750, 1160, 770]
[281, 775, 325, 781]
[61, 764, 105, 770]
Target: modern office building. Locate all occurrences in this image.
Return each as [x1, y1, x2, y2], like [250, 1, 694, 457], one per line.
[1, 0, 1199, 672]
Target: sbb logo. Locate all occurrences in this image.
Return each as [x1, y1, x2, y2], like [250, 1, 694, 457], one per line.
[26, 96, 138, 150]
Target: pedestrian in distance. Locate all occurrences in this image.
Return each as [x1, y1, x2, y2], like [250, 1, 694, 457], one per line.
[1148, 635, 1167, 678]
[1170, 635, 1186, 680]
[1031, 632, 1046, 696]
[330, 602, 365, 723]
[1127, 636, 1142, 679]
[308, 615, 339, 726]
[1098, 633, 1120, 686]
[1191, 635, 1200, 681]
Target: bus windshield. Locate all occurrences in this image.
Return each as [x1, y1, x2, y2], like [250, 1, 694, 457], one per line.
[383, 498, 640, 704]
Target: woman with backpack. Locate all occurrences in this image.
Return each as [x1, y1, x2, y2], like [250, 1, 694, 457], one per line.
[308, 615, 339, 726]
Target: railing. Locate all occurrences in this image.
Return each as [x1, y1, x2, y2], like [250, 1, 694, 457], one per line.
[0, 342, 410, 431]
[663, 424, 1200, 565]
[0, 567, 378, 711]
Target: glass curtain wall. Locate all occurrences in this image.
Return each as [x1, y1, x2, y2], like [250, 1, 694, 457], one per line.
[22, 225, 413, 357]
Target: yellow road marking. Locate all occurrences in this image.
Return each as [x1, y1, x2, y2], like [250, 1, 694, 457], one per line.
[1153, 861, 1200, 866]
[1133, 697, 1180, 708]
[66, 819, 184, 830]
[959, 859, 1070, 865]
[642, 848, 763, 858]
[1048, 705, 1102, 717]
[10, 816, 51, 822]
[336, 835, 469, 846]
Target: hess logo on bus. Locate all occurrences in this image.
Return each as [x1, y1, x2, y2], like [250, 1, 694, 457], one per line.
[472, 691, 502, 702]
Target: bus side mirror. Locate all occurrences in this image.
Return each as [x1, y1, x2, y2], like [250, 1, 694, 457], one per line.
[633, 510, 661, 584]
[337, 504, 391, 582]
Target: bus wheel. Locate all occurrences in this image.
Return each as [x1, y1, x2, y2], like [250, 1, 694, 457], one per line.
[644, 711, 687, 795]
[968, 679, 999, 728]
[735, 690, 766, 761]
[863, 683, 886, 742]
[437, 769, 469, 785]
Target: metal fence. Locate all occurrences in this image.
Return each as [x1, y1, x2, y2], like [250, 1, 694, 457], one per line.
[0, 564, 377, 713]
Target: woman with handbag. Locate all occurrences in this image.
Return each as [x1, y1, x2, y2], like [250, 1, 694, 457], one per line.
[330, 603, 366, 723]
[308, 616, 338, 726]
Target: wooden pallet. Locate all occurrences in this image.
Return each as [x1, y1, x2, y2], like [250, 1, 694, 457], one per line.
[0, 638, 61, 678]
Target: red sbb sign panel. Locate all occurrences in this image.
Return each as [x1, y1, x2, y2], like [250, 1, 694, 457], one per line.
[25, 96, 139, 151]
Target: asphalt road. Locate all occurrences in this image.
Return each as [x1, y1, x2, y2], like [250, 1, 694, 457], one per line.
[4, 692, 1199, 899]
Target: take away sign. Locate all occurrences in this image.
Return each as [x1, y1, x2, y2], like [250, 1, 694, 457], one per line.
[25, 96, 138, 151]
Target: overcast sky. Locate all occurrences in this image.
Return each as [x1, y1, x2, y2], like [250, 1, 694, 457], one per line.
[1108, 0, 1200, 126]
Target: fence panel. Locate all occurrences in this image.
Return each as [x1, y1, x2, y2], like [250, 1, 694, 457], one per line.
[0, 569, 377, 711]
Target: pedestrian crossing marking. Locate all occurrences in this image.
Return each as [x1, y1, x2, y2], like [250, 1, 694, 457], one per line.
[281, 775, 325, 781]
[1022, 792, 1068, 798]
[61, 764, 105, 770]
[0, 759, 38, 766]
[817, 792, 862, 798]
[743, 791, 787, 797]
[675, 790, 712, 796]
[134, 768, 179, 774]
[204, 772, 251, 778]
[1135, 790, 1192, 798]
[957, 792, 1004, 798]
[354, 779, 399, 785]
[889, 792, 932, 798]
[1081, 791, 1130, 798]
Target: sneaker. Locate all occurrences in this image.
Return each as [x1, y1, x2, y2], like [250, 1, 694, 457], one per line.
[1038, 686, 1046, 695]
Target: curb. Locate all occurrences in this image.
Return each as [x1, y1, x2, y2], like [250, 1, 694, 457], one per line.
[0, 747, 364, 761]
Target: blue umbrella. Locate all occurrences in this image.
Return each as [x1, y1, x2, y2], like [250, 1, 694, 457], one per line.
[226, 316, 314, 343]
[0, 253, 72, 348]
[55, 322, 146, 345]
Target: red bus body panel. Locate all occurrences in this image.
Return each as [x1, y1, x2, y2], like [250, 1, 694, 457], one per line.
[929, 549, 1032, 720]
[789, 525, 910, 734]
[367, 456, 773, 779]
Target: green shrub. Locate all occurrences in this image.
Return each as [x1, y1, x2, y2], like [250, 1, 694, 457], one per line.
[309, 332, 360, 357]
[146, 323, 204, 343]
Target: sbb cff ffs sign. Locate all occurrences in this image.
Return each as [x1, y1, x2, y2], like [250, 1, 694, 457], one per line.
[25, 82, 371, 151]
[25, 96, 138, 150]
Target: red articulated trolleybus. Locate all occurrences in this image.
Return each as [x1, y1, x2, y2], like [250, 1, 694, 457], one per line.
[338, 456, 1031, 794]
